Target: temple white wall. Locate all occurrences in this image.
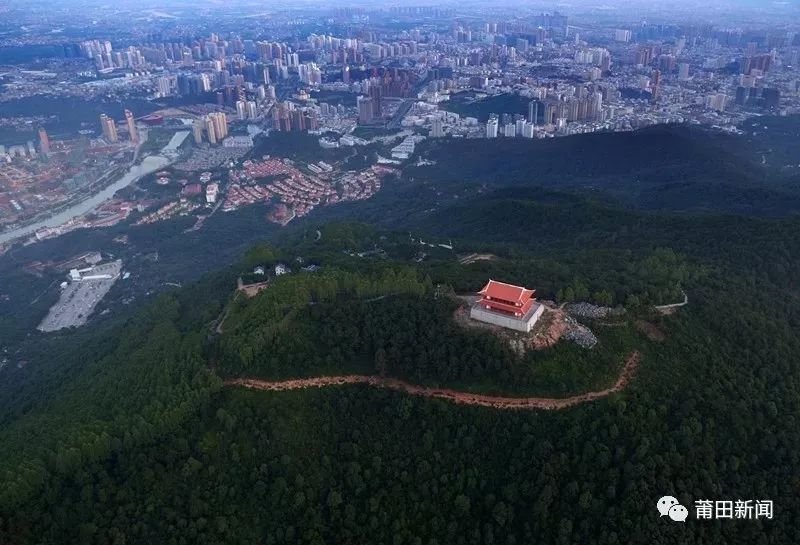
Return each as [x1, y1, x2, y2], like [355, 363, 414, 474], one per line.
[470, 303, 544, 332]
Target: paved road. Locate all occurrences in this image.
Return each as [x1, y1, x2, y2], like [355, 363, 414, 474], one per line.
[226, 352, 640, 410]
[386, 99, 415, 130]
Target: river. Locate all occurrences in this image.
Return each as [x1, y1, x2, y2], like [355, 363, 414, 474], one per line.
[0, 131, 189, 245]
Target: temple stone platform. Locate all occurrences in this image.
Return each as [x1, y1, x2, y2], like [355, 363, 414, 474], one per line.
[470, 301, 545, 332]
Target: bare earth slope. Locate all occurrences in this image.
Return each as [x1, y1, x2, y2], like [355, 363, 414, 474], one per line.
[226, 351, 640, 410]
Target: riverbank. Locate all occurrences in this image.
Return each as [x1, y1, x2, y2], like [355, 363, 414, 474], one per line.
[0, 130, 189, 246]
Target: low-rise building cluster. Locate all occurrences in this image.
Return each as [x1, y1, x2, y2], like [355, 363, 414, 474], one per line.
[135, 199, 200, 225]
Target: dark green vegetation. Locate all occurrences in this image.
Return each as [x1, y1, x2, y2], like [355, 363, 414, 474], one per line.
[0, 203, 279, 348]
[223, 287, 636, 398]
[216, 241, 692, 396]
[740, 115, 800, 170]
[2, 120, 800, 544]
[405, 124, 800, 215]
[249, 131, 386, 170]
[250, 131, 355, 164]
[441, 91, 532, 122]
[301, 122, 800, 236]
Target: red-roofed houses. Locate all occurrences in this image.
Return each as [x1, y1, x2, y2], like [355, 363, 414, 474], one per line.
[470, 280, 545, 332]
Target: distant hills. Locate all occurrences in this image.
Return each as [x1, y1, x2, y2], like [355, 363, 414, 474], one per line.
[2, 120, 800, 544]
[408, 123, 800, 216]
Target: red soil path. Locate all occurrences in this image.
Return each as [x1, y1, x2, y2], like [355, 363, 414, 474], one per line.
[225, 351, 641, 410]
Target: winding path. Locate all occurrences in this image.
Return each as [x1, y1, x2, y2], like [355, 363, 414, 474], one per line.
[225, 351, 640, 410]
[654, 291, 688, 313]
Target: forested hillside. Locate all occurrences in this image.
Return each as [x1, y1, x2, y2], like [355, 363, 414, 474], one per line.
[4, 260, 800, 544]
[406, 123, 800, 215]
[216, 268, 639, 397]
[2, 123, 800, 544]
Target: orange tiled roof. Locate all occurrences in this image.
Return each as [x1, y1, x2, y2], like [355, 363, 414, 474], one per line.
[478, 280, 535, 304]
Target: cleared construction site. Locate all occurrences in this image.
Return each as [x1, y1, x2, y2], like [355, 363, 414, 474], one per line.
[38, 260, 122, 332]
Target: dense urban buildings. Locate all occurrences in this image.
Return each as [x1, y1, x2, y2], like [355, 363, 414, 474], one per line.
[2, 2, 799, 242]
[2, 2, 800, 545]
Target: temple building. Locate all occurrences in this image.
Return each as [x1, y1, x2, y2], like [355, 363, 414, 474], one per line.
[470, 280, 545, 332]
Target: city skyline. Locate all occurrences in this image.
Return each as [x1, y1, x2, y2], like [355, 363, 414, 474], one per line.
[1, 2, 800, 545]
[2, 0, 800, 240]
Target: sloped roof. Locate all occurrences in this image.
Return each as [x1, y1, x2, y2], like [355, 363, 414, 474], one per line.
[478, 280, 535, 303]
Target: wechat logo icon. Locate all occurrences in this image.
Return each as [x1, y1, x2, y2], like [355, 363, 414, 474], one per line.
[658, 496, 688, 522]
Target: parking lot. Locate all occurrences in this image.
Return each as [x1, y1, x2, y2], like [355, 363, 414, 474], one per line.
[38, 260, 122, 332]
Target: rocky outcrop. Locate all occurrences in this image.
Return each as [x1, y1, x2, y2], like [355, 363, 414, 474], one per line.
[455, 301, 598, 352]
[564, 302, 625, 319]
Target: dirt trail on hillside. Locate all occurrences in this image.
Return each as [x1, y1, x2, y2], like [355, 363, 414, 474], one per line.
[225, 352, 640, 410]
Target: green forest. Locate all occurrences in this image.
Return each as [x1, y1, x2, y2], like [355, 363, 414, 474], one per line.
[2, 122, 800, 544]
[216, 264, 641, 397]
[407, 124, 800, 215]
